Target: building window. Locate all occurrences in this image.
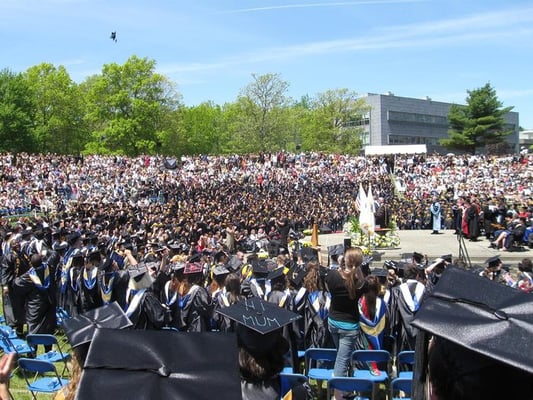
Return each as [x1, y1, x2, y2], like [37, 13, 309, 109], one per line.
[388, 111, 448, 126]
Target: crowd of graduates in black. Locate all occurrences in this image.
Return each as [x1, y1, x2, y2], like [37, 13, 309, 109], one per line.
[0, 151, 532, 399]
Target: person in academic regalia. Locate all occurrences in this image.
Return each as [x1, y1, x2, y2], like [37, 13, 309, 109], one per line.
[213, 272, 243, 332]
[302, 262, 333, 350]
[124, 261, 168, 330]
[159, 262, 185, 330]
[177, 262, 214, 332]
[388, 264, 426, 352]
[429, 196, 441, 234]
[13, 254, 56, 344]
[217, 297, 312, 400]
[0, 235, 28, 335]
[76, 250, 102, 313]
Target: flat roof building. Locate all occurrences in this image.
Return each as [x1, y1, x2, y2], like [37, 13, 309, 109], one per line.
[358, 93, 519, 154]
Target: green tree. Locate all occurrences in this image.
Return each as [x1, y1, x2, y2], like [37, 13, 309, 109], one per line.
[0, 68, 37, 152]
[237, 73, 290, 152]
[302, 88, 368, 153]
[24, 63, 87, 154]
[441, 83, 513, 154]
[84, 55, 181, 156]
[180, 102, 225, 155]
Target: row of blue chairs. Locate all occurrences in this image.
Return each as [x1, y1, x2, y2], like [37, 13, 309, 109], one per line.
[288, 347, 414, 399]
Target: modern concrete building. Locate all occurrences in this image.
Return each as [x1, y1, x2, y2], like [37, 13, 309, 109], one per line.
[356, 93, 520, 154]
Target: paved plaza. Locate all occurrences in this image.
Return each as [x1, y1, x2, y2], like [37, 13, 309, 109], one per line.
[313, 229, 530, 268]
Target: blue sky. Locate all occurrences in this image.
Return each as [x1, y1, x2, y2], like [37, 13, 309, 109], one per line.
[2, 0, 533, 128]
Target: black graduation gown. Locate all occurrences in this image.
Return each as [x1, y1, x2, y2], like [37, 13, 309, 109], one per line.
[14, 265, 56, 335]
[389, 279, 426, 352]
[77, 267, 103, 313]
[126, 288, 167, 330]
[159, 280, 180, 329]
[304, 290, 334, 349]
[0, 252, 26, 327]
[178, 285, 214, 332]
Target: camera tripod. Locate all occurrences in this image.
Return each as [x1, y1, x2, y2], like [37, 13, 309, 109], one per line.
[457, 233, 472, 268]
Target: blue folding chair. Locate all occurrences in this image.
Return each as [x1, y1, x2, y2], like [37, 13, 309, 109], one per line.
[304, 348, 336, 398]
[351, 349, 391, 400]
[397, 350, 415, 380]
[0, 325, 19, 339]
[18, 358, 69, 400]
[279, 372, 309, 398]
[304, 348, 336, 381]
[0, 329, 33, 356]
[26, 334, 71, 376]
[327, 377, 373, 400]
[391, 377, 412, 400]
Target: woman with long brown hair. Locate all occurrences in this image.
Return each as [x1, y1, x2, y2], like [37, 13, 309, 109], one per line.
[325, 247, 367, 398]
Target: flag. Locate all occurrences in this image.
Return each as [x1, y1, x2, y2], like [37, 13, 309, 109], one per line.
[356, 183, 366, 211]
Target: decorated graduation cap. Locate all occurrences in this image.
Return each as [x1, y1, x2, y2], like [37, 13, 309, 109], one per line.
[184, 262, 203, 275]
[128, 263, 148, 282]
[216, 296, 302, 357]
[76, 328, 242, 400]
[411, 267, 533, 376]
[61, 302, 132, 363]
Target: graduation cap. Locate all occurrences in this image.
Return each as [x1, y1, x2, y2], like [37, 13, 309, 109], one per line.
[441, 254, 453, 263]
[328, 244, 344, 258]
[227, 255, 243, 273]
[485, 255, 502, 268]
[216, 297, 301, 357]
[188, 252, 202, 264]
[267, 267, 286, 283]
[412, 251, 424, 263]
[251, 259, 269, 276]
[128, 263, 148, 282]
[411, 267, 533, 375]
[184, 262, 203, 275]
[212, 264, 230, 279]
[288, 266, 307, 288]
[68, 231, 82, 245]
[301, 246, 318, 263]
[76, 329, 242, 400]
[61, 302, 132, 363]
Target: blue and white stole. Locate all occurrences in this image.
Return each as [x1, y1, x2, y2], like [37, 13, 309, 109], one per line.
[28, 263, 51, 291]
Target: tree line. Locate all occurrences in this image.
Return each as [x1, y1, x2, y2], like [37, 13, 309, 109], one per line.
[0, 55, 513, 156]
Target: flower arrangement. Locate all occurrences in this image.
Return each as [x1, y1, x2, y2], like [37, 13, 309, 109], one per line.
[344, 216, 401, 249]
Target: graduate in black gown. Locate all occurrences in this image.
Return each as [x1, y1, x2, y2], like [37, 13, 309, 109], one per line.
[76, 249, 102, 313]
[177, 261, 213, 332]
[389, 264, 426, 352]
[14, 254, 56, 342]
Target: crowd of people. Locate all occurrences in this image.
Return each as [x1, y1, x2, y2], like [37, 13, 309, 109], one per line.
[0, 150, 533, 399]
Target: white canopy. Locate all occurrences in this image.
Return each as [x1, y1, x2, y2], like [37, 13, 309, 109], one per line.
[364, 144, 427, 156]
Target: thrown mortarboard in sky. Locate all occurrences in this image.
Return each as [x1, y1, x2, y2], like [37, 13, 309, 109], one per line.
[411, 267, 533, 374]
[77, 328, 242, 400]
[216, 296, 301, 357]
[110, 31, 117, 42]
